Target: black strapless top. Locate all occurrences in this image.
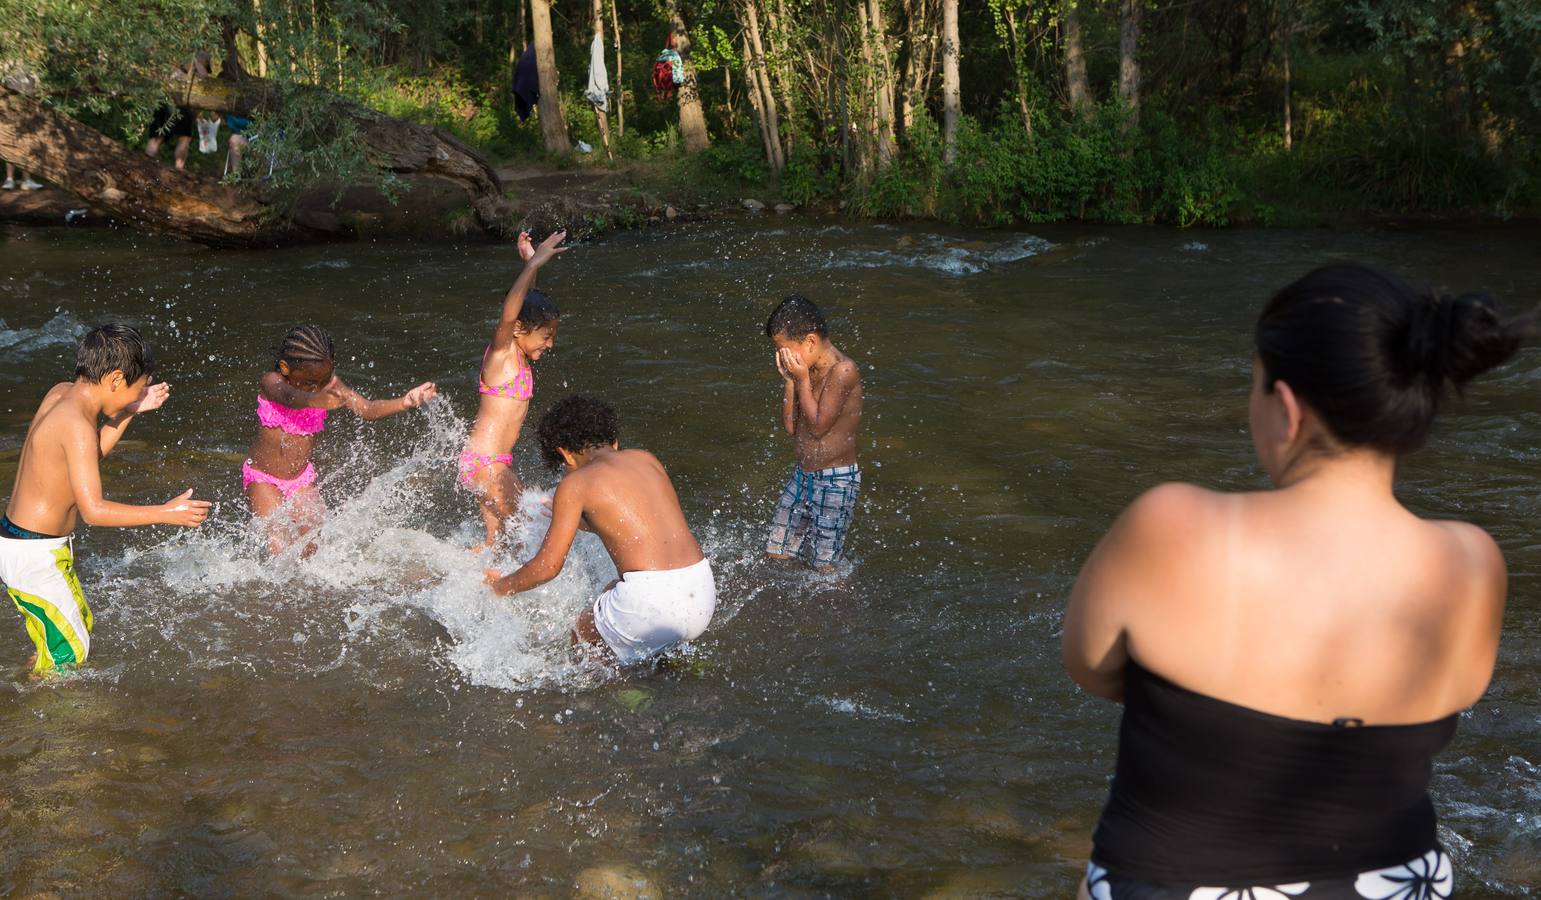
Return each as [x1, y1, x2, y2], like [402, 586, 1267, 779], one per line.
[1091, 660, 1458, 885]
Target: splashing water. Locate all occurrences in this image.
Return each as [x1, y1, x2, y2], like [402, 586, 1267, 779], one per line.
[98, 396, 759, 692]
[820, 233, 1053, 276]
[0, 311, 90, 353]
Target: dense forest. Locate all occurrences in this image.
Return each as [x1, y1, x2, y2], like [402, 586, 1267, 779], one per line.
[2, 0, 1539, 235]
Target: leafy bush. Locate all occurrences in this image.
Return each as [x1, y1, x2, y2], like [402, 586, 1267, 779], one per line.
[780, 145, 839, 206]
[353, 66, 533, 159]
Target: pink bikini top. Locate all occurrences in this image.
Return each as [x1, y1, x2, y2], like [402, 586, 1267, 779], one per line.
[257, 394, 329, 435]
[478, 345, 533, 400]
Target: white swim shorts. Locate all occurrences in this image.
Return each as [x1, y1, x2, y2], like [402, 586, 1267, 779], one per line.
[592, 557, 716, 664]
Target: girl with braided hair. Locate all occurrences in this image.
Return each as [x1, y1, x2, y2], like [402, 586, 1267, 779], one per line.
[244, 324, 437, 555]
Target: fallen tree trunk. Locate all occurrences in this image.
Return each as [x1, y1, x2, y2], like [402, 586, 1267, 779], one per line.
[0, 75, 510, 247]
[0, 85, 310, 246]
[175, 75, 509, 234]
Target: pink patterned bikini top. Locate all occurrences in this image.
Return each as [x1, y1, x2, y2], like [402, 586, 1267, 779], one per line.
[257, 394, 329, 435]
[478, 345, 533, 401]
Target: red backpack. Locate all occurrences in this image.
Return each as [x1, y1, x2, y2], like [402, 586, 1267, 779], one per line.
[653, 34, 681, 100]
[653, 57, 676, 100]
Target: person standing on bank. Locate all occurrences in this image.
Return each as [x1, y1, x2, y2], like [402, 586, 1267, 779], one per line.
[1064, 264, 1525, 898]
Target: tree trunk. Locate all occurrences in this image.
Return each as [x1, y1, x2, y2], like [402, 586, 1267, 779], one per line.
[1281, 13, 1292, 151]
[856, 0, 877, 174]
[920, 5, 941, 122]
[724, 58, 735, 123]
[670, 0, 712, 153]
[0, 86, 304, 246]
[610, 0, 624, 136]
[743, 0, 785, 173]
[174, 76, 511, 237]
[1004, 3, 1032, 135]
[1117, 0, 1140, 124]
[219, 17, 247, 79]
[591, 0, 613, 159]
[941, 0, 960, 168]
[868, 0, 897, 168]
[900, 0, 922, 132]
[253, 0, 271, 77]
[764, 0, 797, 151]
[1063, 0, 1090, 115]
[530, 0, 571, 153]
[742, 33, 778, 168]
[837, 23, 852, 173]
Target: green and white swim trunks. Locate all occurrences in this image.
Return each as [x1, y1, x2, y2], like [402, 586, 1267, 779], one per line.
[1, 528, 92, 674]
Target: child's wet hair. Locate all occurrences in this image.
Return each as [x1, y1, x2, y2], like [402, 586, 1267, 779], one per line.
[766, 294, 828, 340]
[76, 323, 154, 384]
[538, 394, 618, 470]
[518, 289, 560, 332]
[275, 324, 335, 370]
[1256, 263, 1530, 455]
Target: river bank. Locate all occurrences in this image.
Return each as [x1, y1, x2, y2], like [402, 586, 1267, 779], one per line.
[2, 155, 1534, 245]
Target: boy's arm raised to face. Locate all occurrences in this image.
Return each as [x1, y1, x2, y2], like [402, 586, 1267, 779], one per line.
[776, 352, 796, 435]
[486, 476, 585, 596]
[790, 358, 858, 439]
[63, 418, 210, 528]
[98, 381, 170, 458]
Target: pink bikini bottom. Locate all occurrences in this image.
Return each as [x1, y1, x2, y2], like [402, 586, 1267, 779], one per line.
[242, 459, 317, 497]
[459, 451, 513, 487]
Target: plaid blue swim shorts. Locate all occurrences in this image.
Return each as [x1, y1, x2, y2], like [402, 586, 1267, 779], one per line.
[765, 464, 861, 567]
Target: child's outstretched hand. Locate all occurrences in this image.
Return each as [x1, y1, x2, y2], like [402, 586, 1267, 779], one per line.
[516, 231, 535, 262]
[160, 488, 211, 527]
[128, 381, 171, 415]
[528, 230, 569, 268]
[402, 382, 438, 409]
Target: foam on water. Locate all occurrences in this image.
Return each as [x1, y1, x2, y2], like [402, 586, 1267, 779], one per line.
[0, 311, 89, 353]
[821, 233, 1053, 276]
[101, 397, 758, 692]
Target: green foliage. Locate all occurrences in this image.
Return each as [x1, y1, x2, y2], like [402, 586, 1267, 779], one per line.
[850, 105, 1244, 227]
[780, 145, 839, 206]
[6, 0, 1540, 225]
[354, 66, 533, 160]
[700, 139, 768, 184]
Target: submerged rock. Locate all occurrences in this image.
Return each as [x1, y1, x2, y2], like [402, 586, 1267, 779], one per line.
[741, 198, 766, 211]
[774, 202, 795, 215]
[574, 865, 660, 899]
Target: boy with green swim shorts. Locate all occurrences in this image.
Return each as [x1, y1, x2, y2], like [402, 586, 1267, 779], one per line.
[2, 324, 210, 675]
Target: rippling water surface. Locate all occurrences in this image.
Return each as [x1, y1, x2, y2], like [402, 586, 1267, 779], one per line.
[1, 220, 1538, 897]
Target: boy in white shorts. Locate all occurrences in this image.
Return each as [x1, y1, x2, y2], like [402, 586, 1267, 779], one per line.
[484, 395, 715, 664]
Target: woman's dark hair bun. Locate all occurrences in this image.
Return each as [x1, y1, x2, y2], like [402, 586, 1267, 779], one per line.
[1417, 290, 1524, 390]
[1257, 264, 1528, 456]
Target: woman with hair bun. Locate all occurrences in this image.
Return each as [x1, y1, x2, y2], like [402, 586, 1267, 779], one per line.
[1064, 264, 1527, 898]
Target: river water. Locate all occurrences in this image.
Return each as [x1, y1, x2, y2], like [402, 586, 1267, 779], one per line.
[0, 220, 1538, 897]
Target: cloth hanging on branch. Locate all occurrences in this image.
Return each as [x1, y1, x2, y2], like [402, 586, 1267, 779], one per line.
[512, 44, 540, 121]
[653, 48, 682, 99]
[585, 33, 610, 112]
